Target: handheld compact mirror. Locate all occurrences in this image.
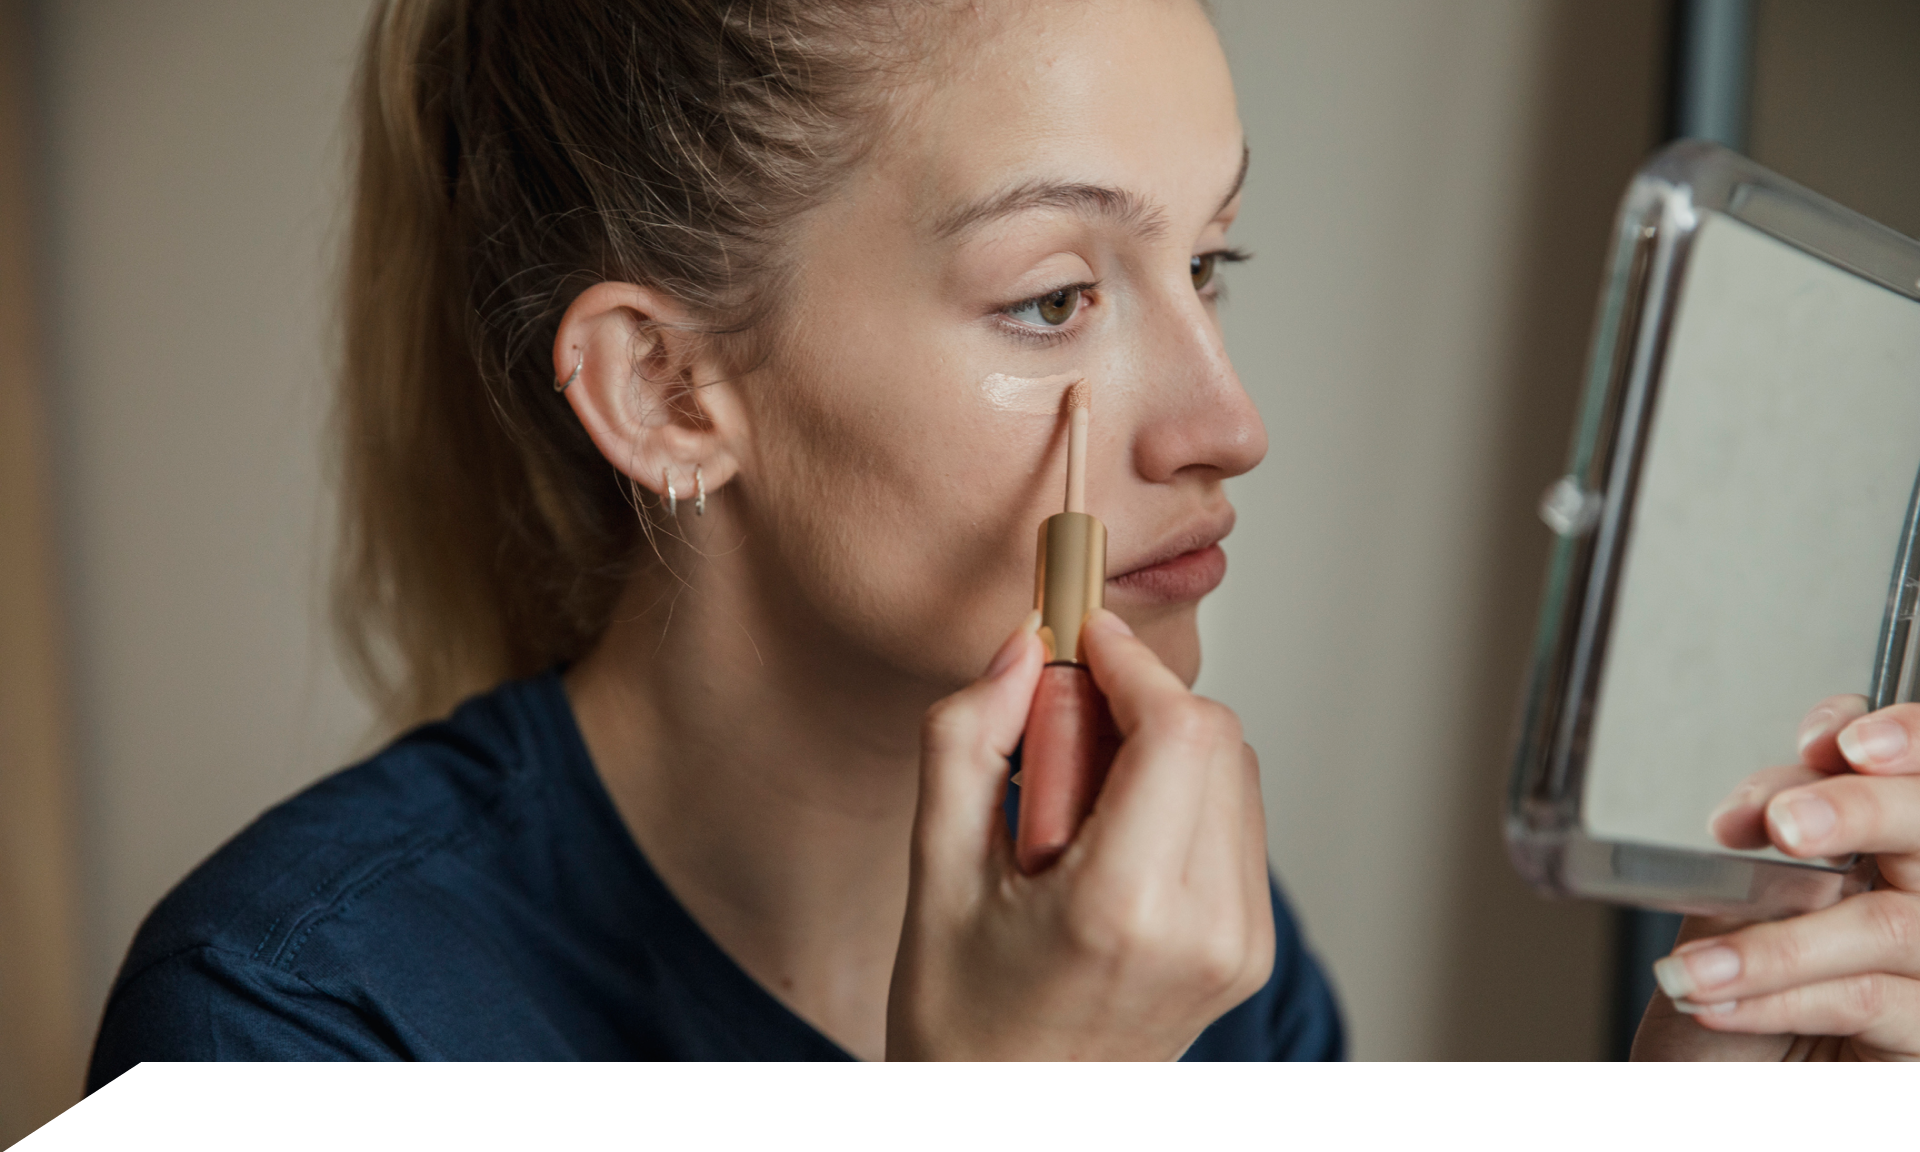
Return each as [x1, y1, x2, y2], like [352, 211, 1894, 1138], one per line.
[1508, 141, 1920, 919]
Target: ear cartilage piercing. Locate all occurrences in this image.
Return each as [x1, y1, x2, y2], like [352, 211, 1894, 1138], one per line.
[554, 352, 582, 394]
[664, 467, 678, 518]
[694, 465, 706, 517]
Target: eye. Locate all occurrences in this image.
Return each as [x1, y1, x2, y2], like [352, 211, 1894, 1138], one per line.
[1006, 286, 1084, 327]
[1191, 247, 1250, 295]
[1191, 253, 1218, 291]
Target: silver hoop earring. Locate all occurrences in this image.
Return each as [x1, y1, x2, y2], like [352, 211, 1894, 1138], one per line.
[663, 467, 678, 518]
[694, 465, 706, 517]
[554, 352, 582, 394]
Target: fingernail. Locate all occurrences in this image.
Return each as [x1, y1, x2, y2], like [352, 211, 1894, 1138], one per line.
[1672, 997, 1737, 1017]
[1087, 609, 1133, 637]
[1705, 785, 1756, 831]
[985, 612, 1041, 678]
[1797, 707, 1838, 755]
[1681, 944, 1743, 998]
[1771, 792, 1837, 850]
[1657, 946, 1740, 1001]
[1838, 718, 1907, 767]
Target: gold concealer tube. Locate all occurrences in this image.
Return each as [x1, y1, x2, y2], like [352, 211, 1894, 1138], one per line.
[1015, 384, 1116, 874]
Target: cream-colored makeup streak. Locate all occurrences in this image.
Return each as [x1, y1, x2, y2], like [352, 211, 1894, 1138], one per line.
[979, 372, 1083, 415]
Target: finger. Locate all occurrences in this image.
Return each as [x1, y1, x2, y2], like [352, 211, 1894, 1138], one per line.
[1763, 773, 1920, 860]
[1074, 614, 1244, 880]
[913, 612, 1044, 879]
[1161, 740, 1271, 1006]
[1181, 736, 1252, 901]
[1795, 694, 1870, 774]
[1078, 610, 1197, 738]
[1235, 745, 1276, 984]
[1678, 972, 1920, 1055]
[1708, 763, 1825, 850]
[1833, 702, 1920, 776]
[1653, 890, 1920, 1007]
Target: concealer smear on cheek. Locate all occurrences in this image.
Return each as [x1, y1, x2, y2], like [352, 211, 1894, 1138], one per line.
[979, 372, 1083, 415]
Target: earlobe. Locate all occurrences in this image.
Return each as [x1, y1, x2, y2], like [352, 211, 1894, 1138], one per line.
[551, 282, 744, 502]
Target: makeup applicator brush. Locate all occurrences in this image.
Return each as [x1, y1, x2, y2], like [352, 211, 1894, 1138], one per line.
[1015, 381, 1116, 874]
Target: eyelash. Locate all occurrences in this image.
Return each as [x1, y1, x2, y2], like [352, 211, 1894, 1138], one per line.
[1196, 247, 1252, 302]
[993, 248, 1254, 344]
[995, 281, 1101, 346]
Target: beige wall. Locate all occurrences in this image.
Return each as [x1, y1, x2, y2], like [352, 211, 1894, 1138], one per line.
[1202, 0, 1658, 1058]
[32, 0, 1677, 1076]
[0, 0, 85, 1140]
[38, 0, 377, 1024]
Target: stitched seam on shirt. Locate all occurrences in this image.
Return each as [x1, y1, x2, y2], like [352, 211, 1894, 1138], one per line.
[260, 748, 538, 971]
[248, 840, 423, 964]
[98, 941, 356, 1043]
[264, 820, 486, 971]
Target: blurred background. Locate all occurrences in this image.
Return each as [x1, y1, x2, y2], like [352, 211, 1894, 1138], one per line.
[1, 0, 1917, 1135]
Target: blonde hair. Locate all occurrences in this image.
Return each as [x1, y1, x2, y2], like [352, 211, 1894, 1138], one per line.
[334, 0, 931, 730]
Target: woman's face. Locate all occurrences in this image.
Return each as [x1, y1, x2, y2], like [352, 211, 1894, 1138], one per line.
[736, 0, 1262, 689]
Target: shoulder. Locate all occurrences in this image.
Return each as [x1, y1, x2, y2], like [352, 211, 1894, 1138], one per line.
[91, 673, 577, 1082]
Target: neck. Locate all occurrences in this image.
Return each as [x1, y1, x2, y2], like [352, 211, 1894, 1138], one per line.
[564, 517, 943, 1060]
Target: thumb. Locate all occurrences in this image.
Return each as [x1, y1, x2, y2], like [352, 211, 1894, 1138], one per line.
[913, 611, 1044, 883]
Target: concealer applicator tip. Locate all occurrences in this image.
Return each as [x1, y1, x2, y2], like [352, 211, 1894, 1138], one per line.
[1065, 380, 1091, 413]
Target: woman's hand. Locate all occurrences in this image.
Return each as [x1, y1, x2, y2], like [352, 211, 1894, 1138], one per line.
[886, 609, 1275, 1060]
[1633, 694, 1920, 1060]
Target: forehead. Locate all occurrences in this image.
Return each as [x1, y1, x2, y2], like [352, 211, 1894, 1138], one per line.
[883, 0, 1243, 232]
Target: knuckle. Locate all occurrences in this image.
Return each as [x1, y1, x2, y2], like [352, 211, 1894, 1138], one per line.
[1183, 910, 1246, 982]
[1191, 697, 1243, 744]
[1826, 777, 1885, 841]
[1838, 973, 1888, 1025]
[1747, 923, 1808, 980]
[1064, 878, 1162, 958]
[1154, 697, 1240, 753]
[919, 698, 978, 753]
[1864, 892, 1920, 960]
[1191, 932, 1243, 996]
[1160, 698, 1214, 749]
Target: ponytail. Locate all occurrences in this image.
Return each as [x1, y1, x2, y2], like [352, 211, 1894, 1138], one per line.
[333, 0, 930, 731]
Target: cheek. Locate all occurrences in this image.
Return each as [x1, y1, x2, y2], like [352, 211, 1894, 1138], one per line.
[744, 360, 1070, 684]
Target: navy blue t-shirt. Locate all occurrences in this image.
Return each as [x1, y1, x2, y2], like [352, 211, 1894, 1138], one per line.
[88, 671, 1342, 1080]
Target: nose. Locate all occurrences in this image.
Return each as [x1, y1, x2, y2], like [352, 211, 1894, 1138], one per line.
[1127, 278, 1268, 487]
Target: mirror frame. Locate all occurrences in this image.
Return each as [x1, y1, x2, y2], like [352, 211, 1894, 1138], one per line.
[1506, 140, 1920, 918]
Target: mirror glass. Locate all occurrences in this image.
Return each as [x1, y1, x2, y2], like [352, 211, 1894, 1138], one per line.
[1583, 211, 1920, 856]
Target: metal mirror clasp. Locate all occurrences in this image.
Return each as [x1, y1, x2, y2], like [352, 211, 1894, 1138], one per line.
[1538, 475, 1603, 537]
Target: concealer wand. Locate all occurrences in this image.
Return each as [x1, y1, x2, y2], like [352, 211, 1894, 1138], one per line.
[1015, 382, 1117, 874]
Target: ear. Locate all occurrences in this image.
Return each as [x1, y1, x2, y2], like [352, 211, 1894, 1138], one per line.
[552, 281, 747, 503]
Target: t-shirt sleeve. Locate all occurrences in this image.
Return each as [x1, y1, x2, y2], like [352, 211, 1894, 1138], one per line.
[88, 946, 405, 1089]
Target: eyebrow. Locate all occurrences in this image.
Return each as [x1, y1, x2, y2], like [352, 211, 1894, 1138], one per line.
[931, 143, 1250, 242]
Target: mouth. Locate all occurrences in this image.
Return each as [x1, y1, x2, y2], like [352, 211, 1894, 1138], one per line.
[1106, 512, 1235, 604]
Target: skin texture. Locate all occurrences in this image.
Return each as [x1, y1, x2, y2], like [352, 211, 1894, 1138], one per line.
[1634, 695, 1920, 1060]
[554, 0, 1267, 1059]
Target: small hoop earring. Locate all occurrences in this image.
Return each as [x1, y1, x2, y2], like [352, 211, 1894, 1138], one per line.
[663, 467, 678, 518]
[694, 465, 706, 517]
[554, 351, 582, 394]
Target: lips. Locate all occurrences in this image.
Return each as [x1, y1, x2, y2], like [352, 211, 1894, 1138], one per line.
[1106, 515, 1234, 604]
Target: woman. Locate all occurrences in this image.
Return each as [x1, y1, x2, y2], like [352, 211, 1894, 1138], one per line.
[88, 0, 1920, 1070]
